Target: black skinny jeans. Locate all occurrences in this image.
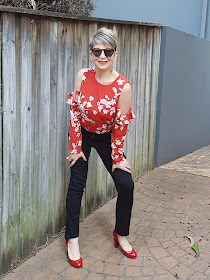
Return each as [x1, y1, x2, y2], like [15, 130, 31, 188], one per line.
[65, 127, 134, 239]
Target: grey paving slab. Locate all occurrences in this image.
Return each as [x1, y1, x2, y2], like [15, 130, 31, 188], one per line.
[1, 147, 210, 280]
[160, 145, 210, 177]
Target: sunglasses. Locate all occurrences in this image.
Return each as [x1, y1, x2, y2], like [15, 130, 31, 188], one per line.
[92, 48, 115, 57]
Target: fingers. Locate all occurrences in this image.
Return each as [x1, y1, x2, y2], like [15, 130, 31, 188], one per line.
[70, 159, 76, 167]
[67, 152, 87, 167]
[120, 166, 132, 173]
[112, 161, 132, 174]
[81, 153, 87, 161]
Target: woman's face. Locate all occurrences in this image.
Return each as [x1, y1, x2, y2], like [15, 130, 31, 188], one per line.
[89, 43, 117, 71]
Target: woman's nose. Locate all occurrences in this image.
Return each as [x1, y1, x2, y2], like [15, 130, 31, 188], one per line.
[100, 50, 106, 58]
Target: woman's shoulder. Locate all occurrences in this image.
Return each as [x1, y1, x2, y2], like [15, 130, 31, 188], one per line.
[78, 67, 95, 81]
[115, 72, 130, 88]
[75, 67, 94, 88]
[76, 67, 92, 77]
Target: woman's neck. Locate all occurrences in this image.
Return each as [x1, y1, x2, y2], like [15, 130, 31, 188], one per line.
[95, 69, 118, 85]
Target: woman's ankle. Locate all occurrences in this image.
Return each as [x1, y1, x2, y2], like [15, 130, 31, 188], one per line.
[68, 237, 79, 244]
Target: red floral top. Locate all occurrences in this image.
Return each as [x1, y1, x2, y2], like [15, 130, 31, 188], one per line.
[67, 67, 134, 164]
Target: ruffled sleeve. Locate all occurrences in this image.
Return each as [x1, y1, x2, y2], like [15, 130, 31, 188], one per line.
[111, 107, 135, 164]
[66, 91, 82, 154]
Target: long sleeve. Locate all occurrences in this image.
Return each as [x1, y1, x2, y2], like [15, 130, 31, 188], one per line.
[111, 107, 134, 164]
[66, 92, 82, 154]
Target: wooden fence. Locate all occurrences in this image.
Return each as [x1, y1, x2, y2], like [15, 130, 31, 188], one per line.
[0, 8, 161, 274]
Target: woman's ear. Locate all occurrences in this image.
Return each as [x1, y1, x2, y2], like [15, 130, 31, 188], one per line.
[114, 51, 118, 61]
[89, 51, 92, 60]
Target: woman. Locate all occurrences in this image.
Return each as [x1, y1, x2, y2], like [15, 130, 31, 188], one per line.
[65, 27, 137, 268]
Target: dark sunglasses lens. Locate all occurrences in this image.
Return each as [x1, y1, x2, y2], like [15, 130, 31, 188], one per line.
[92, 49, 114, 57]
[104, 49, 114, 57]
[92, 49, 101, 57]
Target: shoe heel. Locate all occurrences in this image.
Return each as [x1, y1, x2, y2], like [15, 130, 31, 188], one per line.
[114, 238, 119, 248]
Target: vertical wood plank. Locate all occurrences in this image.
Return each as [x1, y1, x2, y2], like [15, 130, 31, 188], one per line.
[148, 27, 161, 170]
[142, 27, 153, 174]
[49, 19, 58, 233]
[1, 12, 19, 271]
[31, 15, 40, 246]
[55, 19, 69, 228]
[63, 19, 75, 228]
[0, 13, 3, 272]
[37, 18, 51, 244]
[137, 26, 147, 177]
[19, 15, 33, 257]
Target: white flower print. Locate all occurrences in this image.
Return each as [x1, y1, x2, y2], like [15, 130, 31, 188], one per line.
[115, 139, 122, 145]
[100, 99, 111, 107]
[102, 124, 107, 129]
[117, 78, 125, 85]
[93, 110, 97, 115]
[110, 107, 116, 116]
[111, 143, 117, 149]
[118, 148, 124, 154]
[86, 102, 93, 108]
[115, 124, 119, 129]
[81, 112, 95, 124]
[105, 119, 112, 125]
[103, 109, 109, 114]
[84, 68, 90, 73]
[97, 102, 103, 112]
[112, 87, 117, 94]
[82, 75, 86, 81]
[72, 143, 77, 149]
[89, 96, 94, 101]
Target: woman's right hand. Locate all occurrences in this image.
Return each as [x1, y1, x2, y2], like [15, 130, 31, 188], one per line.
[67, 151, 87, 167]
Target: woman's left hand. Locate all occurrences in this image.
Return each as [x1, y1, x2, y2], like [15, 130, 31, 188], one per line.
[112, 158, 132, 173]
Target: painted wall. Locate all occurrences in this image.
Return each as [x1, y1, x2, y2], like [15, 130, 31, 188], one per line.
[93, 0, 207, 38]
[155, 27, 210, 166]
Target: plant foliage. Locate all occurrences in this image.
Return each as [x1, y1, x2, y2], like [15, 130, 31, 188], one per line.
[0, 0, 96, 16]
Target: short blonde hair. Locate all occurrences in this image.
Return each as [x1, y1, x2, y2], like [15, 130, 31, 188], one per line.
[89, 27, 117, 50]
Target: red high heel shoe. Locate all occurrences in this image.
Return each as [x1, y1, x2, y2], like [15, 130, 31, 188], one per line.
[66, 240, 83, 268]
[113, 230, 137, 258]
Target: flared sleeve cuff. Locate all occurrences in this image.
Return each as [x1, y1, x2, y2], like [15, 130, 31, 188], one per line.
[67, 90, 82, 154]
[111, 107, 135, 164]
[66, 91, 80, 106]
[115, 107, 135, 126]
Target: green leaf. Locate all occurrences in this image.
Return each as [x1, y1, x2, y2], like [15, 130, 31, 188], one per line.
[188, 236, 200, 256]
